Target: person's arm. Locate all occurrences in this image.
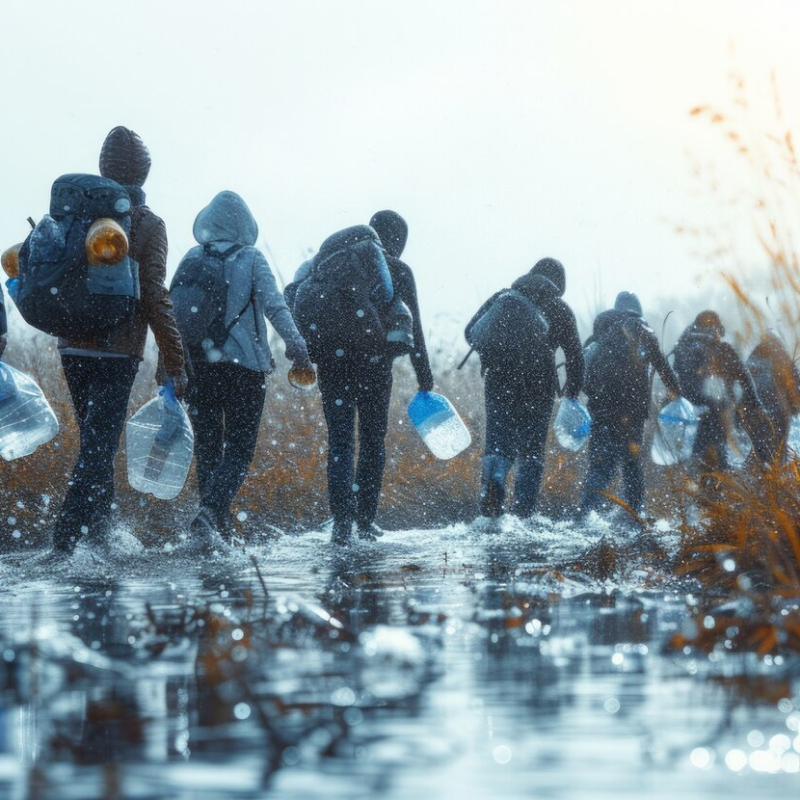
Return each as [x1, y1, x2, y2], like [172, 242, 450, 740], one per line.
[283, 258, 313, 310]
[643, 327, 681, 396]
[0, 286, 6, 360]
[724, 343, 762, 409]
[392, 261, 433, 391]
[557, 301, 584, 399]
[136, 213, 187, 394]
[254, 251, 311, 366]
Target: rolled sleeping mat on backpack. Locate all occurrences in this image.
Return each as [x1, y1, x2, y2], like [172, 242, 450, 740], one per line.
[1, 243, 22, 279]
[85, 218, 129, 266]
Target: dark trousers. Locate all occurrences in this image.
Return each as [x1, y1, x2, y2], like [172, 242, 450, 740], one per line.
[317, 359, 393, 529]
[188, 363, 267, 524]
[482, 373, 554, 516]
[693, 409, 729, 472]
[581, 415, 645, 515]
[53, 355, 139, 551]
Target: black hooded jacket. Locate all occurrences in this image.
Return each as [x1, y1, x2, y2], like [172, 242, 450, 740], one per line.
[673, 323, 760, 411]
[584, 308, 680, 421]
[466, 268, 584, 399]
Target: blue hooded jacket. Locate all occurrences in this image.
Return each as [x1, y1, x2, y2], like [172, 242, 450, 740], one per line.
[186, 191, 309, 372]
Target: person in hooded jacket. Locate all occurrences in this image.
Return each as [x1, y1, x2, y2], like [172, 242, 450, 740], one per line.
[579, 291, 681, 518]
[52, 126, 187, 554]
[746, 331, 800, 463]
[673, 310, 769, 472]
[285, 210, 434, 544]
[171, 191, 311, 540]
[465, 257, 584, 518]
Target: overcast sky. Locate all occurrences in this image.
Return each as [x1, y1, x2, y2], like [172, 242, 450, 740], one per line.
[2, 0, 799, 344]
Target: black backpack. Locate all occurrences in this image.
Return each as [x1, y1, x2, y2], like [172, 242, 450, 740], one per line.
[673, 331, 722, 407]
[292, 225, 394, 363]
[466, 289, 550, 368]
[584, 313, 649, 402]
[15, 174, 139, 339]
[170, 244, 252, 363]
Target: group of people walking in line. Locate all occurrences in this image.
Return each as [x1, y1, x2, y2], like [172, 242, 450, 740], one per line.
[1, 126, 798, 554]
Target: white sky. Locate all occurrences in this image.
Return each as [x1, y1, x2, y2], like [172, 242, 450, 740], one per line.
[2, 0, 799, 343]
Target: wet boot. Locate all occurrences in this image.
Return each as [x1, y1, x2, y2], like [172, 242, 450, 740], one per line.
[331, 518, 353, 546]
[357, 522, 385, 541]
[479, 455, 512, 517]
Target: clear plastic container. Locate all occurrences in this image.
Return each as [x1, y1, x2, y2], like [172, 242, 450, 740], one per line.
[0, 362, 59, 460]
[787, 414, 800, 456]
[651, 397, 700, 466]
[126, 383, 194, 500]
[407, 390, 471, 460]
[726, 423, 752, 469]
[553, 397, 591, 452]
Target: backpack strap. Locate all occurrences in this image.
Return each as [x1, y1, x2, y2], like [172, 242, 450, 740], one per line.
[218, 245, 256, 342]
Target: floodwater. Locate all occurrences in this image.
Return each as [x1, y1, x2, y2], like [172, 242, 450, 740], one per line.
[0, 516, 796, 800]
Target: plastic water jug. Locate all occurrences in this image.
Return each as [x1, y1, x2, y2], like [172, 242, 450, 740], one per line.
[726, 423, 752, 469]
[407, 391, 471, 460]
[787, 414, 800, 456]
[0, 362, 59, 460]
[126, 383, 194, 500]
[651, 397, 700, 466]
[553, 397, 591, 451]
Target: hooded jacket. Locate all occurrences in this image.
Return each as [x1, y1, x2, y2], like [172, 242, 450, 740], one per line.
[58, 127, 185, 382]
[466, 261, 584, 399]
[673, 315, 760, 410]
[584, 306, 680, 421]
[180, 191, 309, 373]
[746, 333, 800, 450]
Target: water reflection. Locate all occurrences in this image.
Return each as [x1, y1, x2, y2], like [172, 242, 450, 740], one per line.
[0, 522, 794, 798]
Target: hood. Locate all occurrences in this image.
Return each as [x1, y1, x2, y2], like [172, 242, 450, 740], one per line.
[692, 310, 725, 339]
[99, 126, 151, 188]
[369, 210, 408, 258]
[614, 291, 642, 316]
[193, 191, 259, 247]
[529, 257, 565, 296]
[512, 272, 560, 303]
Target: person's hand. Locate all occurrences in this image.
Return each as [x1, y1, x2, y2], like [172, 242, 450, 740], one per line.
[291, 348, 313, 371]
[0, 334, 6, 360]
[418, 378, 434, 393]
[169, 371, 189, 400]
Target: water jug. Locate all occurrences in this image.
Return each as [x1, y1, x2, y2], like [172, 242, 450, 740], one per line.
[651, 397, 700, 466]
[787, 414, 800, 456]
[407, 391, 471, 460]
[726, 423, 752, 469]
[553, 397, 591, 451]
[0, 362, 59, 460]
[126, 383, 194, 500]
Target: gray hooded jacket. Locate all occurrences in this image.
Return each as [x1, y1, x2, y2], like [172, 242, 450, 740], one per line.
[190, 191, 309, 372]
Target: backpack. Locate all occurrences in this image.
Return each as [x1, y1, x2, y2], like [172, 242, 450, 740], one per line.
[673, 331, 727, 407]
[170, 244, 251, 363]
[292, 225, 394, 363]
[466, 289, 550, 368]
[15, 174, 139, 339]
[584, 313, 649, 402]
